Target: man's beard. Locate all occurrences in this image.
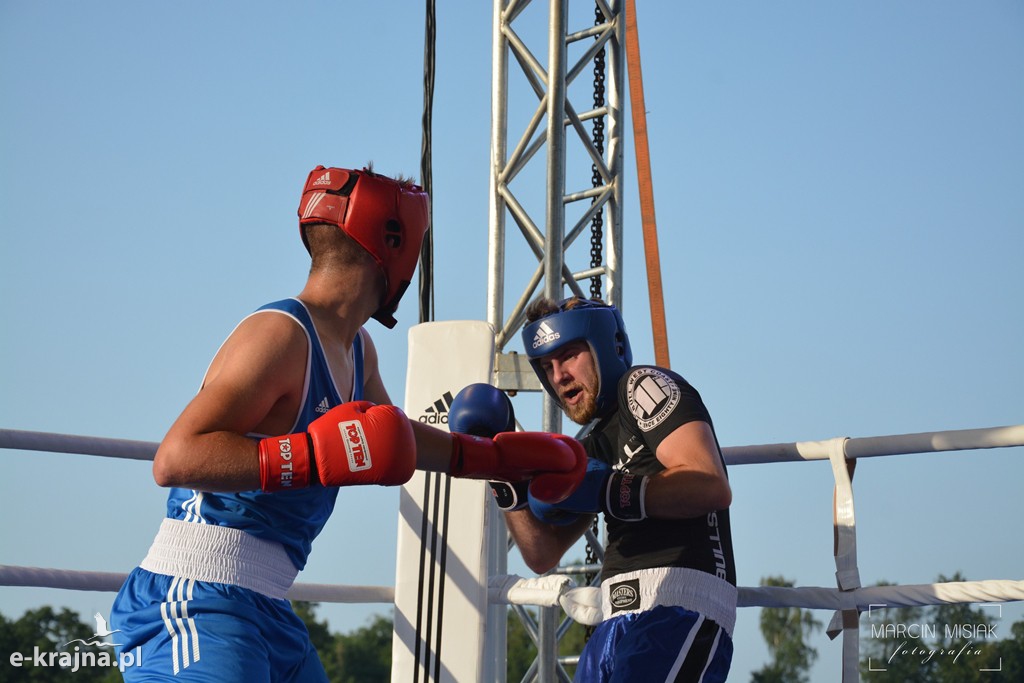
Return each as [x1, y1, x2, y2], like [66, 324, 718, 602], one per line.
[562, 383, 599, 425]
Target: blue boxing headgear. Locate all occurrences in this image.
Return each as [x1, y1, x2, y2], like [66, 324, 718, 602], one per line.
[522, 298, 632, 417]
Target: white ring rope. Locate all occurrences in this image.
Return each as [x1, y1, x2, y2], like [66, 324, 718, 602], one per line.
[0, 429, 157, 461]
[4, 423, 1019, 466]
[489, 577, 1024, 627]
[724, 424, 1024, 465]
[737, 580, 1024, 610]
[1, 565, 127, 593]
[4, 563, 1021, 626]
[5, 424, 1024, 465]
[0, 564, 395, 604]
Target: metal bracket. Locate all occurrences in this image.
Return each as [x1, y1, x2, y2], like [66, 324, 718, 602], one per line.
[493, 351, 543, 393]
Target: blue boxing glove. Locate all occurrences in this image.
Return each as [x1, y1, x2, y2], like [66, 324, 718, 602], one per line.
[449, 383, 529, 511]
[449, 383, 516, 436]
[529, 458, 649, 525]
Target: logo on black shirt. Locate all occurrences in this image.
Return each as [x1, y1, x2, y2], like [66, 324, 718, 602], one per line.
[626, 368, 680, 432]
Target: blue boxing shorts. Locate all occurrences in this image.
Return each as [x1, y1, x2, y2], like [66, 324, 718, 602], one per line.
[575, 567, 736, 682]
[575, 605, 733, 682]
[109, 519, 327, 682]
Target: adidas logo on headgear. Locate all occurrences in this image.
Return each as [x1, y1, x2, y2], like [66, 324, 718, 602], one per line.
[532, 321, 560, 349]
[312, 171, 332, 186]
[419, 391, 454, 425]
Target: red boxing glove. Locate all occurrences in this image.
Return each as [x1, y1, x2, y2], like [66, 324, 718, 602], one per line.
[258, 401, 416, 491]
[450, 431, 587, 504]
[527, 434, 589, 505]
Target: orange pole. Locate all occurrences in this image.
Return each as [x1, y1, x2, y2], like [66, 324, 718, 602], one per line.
[624, 0, 670, 368]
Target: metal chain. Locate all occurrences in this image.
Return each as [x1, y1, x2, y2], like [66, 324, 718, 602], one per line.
[584, 2, 606, 642]
[588, 3, 606, 302]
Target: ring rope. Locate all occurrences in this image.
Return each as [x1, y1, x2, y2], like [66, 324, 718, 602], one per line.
[4, 564, 1022, 625]
[5, 425, 1022, 465]
[0, 429, 156, 461]
[725, 424, 1024, 465]
[737, 580, 1024, 611]
[490, 577, 1024, 627]
[0, 564, 394, 604]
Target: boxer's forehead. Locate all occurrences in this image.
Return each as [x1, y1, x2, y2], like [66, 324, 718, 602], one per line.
[536, 339, 591, 367]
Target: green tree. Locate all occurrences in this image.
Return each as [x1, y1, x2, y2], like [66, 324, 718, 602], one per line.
[336, 614, 393, 683]
[291, 601, 344, 681]
[750, 576, 823, 683]
[986, 619, 1024, 682]
[0, 607, 122, 682]
[291, 602, 392, 683]
[505, 606, 589, 681]
[505, 608, 537, 681]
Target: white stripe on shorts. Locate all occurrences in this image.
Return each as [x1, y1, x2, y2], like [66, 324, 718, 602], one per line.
[160, 577, 200, 675]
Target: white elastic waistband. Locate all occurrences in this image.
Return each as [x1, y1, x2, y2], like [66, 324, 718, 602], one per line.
[601, 567, 737, 636]
[140, 518, 298, 600]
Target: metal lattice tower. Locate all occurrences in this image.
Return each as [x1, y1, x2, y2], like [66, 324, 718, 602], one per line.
[486, 0, 625, 413]
[485, 1, 626, 680]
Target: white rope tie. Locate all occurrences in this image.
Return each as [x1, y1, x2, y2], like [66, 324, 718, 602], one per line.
[824, 437, 860, 682]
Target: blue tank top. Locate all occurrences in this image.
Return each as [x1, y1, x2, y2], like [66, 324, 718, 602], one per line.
[164, 298, 364, 570]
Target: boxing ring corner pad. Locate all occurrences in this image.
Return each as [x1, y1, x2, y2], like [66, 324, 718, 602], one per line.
[392, 320, 500, 683]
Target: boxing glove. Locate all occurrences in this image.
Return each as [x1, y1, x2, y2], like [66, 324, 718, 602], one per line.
[528, 457, 648, 525]
[449, 431, 587, 504]
[258, 401, 416, 491]
[448, 383, 528, 510]
[449, 383, 516, 437]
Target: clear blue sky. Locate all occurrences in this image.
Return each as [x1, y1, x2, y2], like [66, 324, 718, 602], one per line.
[1, 2, 1022, 680]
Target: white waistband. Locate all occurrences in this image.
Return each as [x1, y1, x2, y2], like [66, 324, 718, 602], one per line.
[601, 567, 737, 636]
[140, 518, 298, 600]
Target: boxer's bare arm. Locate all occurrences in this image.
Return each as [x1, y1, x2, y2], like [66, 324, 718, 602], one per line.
[153, 313, 306, 491]
[360, 329, 452, 473]
[505, 508, 596, 574]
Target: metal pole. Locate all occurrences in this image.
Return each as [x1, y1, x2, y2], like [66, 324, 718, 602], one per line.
[604, 0, 625, 311]
[487, 5, 511, 679]
[538, 6, 569, 680]
[488, 0, 510, 334]
[542, 0, 568, 437]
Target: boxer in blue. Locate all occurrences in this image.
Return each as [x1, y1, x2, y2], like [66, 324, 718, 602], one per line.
[110, 166, 586, 681]
[451, 297, 737, 682]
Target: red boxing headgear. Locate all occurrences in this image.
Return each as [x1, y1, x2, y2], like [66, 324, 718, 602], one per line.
[298, 166, 430, 328]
